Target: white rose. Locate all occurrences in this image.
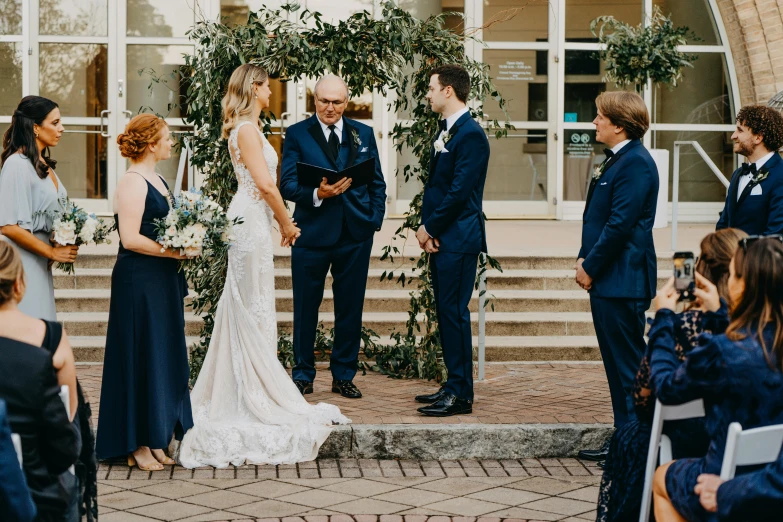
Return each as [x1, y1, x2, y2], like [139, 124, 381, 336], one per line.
[53, 221, 77, 245]
[433, 140, 444, 152]
[184, 245, 202, 258]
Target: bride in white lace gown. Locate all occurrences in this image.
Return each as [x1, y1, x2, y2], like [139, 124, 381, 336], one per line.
[179, 65, 349, 469]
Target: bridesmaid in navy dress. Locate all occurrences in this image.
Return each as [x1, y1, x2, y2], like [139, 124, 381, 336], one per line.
[649, 236, 783, 521]
[96, 114, 193, 471]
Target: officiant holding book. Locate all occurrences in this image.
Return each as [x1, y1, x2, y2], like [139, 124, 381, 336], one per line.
[280, 75, 386, 399]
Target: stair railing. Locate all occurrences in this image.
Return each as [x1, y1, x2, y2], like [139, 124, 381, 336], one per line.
[478, 260, 487, 381]
[671, 141, 730, 250]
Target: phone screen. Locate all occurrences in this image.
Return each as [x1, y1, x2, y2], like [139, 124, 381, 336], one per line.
[673, 252, 695, 296]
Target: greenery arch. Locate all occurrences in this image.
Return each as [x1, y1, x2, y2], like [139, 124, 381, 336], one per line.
[179, 1, 510, 383]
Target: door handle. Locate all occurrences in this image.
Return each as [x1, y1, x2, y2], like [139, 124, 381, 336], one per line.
[280, 112, 290, 139]
[122, 110, 132, 119]
[100, 110, 110, 137]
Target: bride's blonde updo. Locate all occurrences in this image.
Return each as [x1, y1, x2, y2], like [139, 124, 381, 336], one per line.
[117, 114, 168, 160]
[221, 64, 268, 139]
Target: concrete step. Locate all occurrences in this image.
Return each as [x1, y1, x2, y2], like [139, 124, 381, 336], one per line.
[55, 268, 673, 291]
[69, 336, 201, 362]
[58, 312, 204, 337]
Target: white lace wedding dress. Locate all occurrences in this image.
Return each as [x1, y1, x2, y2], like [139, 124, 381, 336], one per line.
[178, 121, 350, 468]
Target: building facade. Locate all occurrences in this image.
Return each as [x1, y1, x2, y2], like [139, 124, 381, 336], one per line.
[1, 0, 782, 221]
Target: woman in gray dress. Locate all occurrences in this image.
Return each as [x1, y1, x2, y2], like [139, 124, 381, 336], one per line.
[0, 96, 78, 321]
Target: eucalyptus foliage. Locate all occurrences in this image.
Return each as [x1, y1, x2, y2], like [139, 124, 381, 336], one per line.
[591, 6, 698, 92]
[180, 1, 510, 384]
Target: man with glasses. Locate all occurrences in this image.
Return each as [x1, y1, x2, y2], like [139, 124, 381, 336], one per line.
[280, 75, 386, 399]
[717, 105, 783, 236]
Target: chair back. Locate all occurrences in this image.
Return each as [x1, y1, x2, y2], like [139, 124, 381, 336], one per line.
[720, 422, 783, 480]
[59, 385, 75, 475]
[11, 433, 22, 466]
[639, 399, 706, 522]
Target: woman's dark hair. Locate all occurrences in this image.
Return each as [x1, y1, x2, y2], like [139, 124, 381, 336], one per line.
[1, 96, 59, 179]
[694, 228, 747, 302]
[726, 237, 783, 371]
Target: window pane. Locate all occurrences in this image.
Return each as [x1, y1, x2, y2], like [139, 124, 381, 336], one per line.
[563, 51, 635, 123]
[303, 0, 374, 25]
[484, 50, 547, 122]
[40, 0, 108, 36]
[56, 126, 108, 199]
[657, 131, 734, 202]
[220, 0, 285, 26]
[483, 0, 547, 42]
[0, 0, 22, 34]
[39, 44, 108, 118]
[127, 45, 191, 118]
[0, 43, 22, 115]
[654, 0, 719, 45]
[563, 130, 603, 201]
[486, 130, 548, 201]
[127, 0, 194, 37]
[566, 0, 642, 40]
[138, 128, 191, 191]
[654, 53, 734, 125]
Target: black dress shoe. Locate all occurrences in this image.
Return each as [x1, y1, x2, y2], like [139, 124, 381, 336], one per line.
[417, 393, 472, 417]
[578, 439, 610, 462]
[596, 460, 606, 470]
[415, 387, 448, 404]
[294, 380, 313, 395]
[332, 380, 362, 399]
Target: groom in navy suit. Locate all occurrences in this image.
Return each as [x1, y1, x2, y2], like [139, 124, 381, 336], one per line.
[280, 75, 386, 399]
[576, 91, 659, 461]
[414, 65, 490, 417]
[716, 105, 783, 236]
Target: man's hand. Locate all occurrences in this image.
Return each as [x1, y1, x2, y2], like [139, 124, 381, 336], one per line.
[316, 176, 351, 200]
[694, 474, 724, 513]
[575, 258, 592, 291]
[416, 225, 431, 248]
[424, 237, 440, 254]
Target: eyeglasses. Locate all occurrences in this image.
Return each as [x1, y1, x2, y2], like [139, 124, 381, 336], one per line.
[315, 97, 347, 108]
[739, 235, 783, 251]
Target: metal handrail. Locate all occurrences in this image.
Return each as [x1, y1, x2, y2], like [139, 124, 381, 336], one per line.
[671, 141, 730, 250]
[477, 267, 487, 381]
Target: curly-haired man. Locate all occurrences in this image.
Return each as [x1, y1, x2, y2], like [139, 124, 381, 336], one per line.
[717, 105, 783, 235]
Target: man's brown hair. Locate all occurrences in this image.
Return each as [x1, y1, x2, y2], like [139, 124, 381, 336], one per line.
[736, 105, 783, 152]
[595, 91, 650, 141]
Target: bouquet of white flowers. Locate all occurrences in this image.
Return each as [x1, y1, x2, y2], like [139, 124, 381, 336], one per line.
[154, 188, 239, 260]
[46, 198, 114, 274]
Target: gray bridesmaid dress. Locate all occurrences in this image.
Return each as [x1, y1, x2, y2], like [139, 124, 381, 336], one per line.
[0, 153, 67, 321]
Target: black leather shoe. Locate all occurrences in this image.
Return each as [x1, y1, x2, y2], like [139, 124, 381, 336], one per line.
[596, 460, 606, 470]
[332, 380, 362, 399]
[415, 387, 448, 404]
[578, 439, 610, 462]
[417, 393, 472, 417]
[294, 380, 313, 395]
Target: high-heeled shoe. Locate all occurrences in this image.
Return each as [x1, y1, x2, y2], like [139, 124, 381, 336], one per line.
[151, 449, 176, 466]
[127, 453, 164, 471]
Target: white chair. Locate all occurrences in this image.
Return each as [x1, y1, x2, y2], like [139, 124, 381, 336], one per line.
[639, 398, 706, 522]
[11, 433, 22, 466]
[59, 385, 75, 476]
[720, 422, 783, 480]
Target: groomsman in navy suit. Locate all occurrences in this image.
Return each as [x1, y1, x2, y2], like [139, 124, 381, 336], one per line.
[716, 105, 783, 236]
[576, 92, 659, 461]
[280, 75, 386, 399]
[414, 65, 490, 417]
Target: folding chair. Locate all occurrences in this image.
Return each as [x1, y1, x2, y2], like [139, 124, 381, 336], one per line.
[11, 433, 22, 466]
[59, 385, 75, 475]
[720, 422, 783, 480]
[639, 399, 706, 522]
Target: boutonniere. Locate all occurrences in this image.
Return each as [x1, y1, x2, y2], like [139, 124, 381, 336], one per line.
[592, 162, 606, 182]
[433, 130, 452, 153]
[753, 166, 770, 184]
[351, 129, 361, 148]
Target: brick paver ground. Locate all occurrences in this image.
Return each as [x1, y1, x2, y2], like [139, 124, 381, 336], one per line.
[77, 362, 613, 427]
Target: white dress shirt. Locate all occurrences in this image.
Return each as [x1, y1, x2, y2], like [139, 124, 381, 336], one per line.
[313, 117, 345, 207]
[737, 151, 775, 202]
[611, 139, 631, 156]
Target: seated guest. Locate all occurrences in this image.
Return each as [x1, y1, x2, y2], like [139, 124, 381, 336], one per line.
[0, 241, 81, 521]
[596, 228, 745, 522]
[649, 236, 783, 522]
[694, 450, 783, 521]
[0, 398, 36, 522]
[716, 105, 783, 236]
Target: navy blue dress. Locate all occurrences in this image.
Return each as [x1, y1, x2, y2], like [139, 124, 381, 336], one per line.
[95, 176, 193, 459]
[649, 309, 783, 522]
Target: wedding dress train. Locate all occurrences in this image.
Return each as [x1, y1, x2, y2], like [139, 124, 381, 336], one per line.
[178, 121, 349, 468]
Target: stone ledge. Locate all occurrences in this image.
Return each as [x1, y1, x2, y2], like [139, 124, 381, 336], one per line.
[317, 424, 612, 460]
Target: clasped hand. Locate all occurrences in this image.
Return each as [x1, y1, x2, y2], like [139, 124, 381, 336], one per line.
[575, 258, 592, 291]
[276, 216, 301, 247]
[416, 225, 439, 254]
[654, 272, 721, 313]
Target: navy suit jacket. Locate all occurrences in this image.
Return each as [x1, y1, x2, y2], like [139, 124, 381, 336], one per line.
[422, 112, 490, 255]
[716, 448, 783, 521]
[716, 152, 783, 236]
[280, 115, 386, 248]
[578, 139, 659, 299]
[0, 399, 36, 522]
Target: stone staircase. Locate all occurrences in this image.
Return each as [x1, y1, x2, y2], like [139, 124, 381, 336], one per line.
[57, 252, 672, 363]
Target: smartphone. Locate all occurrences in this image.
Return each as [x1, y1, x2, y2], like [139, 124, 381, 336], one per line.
[673, 252, 696, 301]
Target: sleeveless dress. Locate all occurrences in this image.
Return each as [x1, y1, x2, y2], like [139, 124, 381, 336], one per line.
[95, 175, 194, 459]
[178, 121, 349, 468]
